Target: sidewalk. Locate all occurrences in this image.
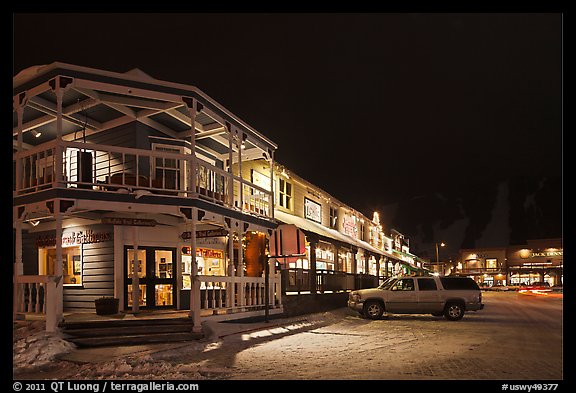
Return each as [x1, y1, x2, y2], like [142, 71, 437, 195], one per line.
[59, 311, 331, 364]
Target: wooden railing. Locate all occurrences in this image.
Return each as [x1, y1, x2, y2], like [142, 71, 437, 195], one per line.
[198, 274, 282, 314]
[13, 275, 58, 331]
[281, 268, 385, 294]
[13, 140, 274, 219]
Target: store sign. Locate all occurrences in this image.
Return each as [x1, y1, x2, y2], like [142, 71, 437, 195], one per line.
[181, 247, 224, 259]
[102, 217, 157, 226]
[181, 228, 228, 240]
[252, 170, 272, 191]
[520, 249, 563, 259]
[304, 197, 322, 224]
[342, 215, 357, 238]
[36, 230, 112, 248]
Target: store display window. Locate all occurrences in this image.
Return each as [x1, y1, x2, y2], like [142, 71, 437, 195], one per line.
[181, 246, 225, 289]
[39, 246, 82, 286]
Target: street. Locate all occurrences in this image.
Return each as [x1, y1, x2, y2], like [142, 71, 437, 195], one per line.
[14, 291, 563, 380]
[204, 291, 563, 380]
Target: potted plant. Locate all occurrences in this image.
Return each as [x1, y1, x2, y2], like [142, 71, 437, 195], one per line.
[94, 297, 119, 315]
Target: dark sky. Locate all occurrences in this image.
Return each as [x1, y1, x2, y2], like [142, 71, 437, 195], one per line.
[12, 13, 563, 220]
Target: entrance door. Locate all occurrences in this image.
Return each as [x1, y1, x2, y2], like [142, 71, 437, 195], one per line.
[125, 246, 176, 309]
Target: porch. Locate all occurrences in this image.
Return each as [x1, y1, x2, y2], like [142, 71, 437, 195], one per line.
[14, 273, 283, 332]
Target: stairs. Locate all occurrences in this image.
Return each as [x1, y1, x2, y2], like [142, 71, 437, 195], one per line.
[61, 317, 203, 348]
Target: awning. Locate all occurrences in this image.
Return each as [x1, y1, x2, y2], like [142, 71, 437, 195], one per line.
[274, 210, 391, 257]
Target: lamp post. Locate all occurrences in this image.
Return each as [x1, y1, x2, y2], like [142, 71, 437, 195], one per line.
[435, 242, 445, 275]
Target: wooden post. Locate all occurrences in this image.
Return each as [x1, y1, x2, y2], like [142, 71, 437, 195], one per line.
[309, 237, 317, 297]
[132, 226, 140, 313]
[227, 126, 234, 207]
[54, 199, 64, 324]
[45, 280, 58, 332]
[186, 98, 197, 197]
[238, 226, 245, 307]
[189, 209, 201, 332]
[269, 151, 275, 219]
[227, 224, 236, 308]
[237, 131, 243, 211]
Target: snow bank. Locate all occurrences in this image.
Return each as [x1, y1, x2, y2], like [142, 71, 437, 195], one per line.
[13, 321, 75, 371]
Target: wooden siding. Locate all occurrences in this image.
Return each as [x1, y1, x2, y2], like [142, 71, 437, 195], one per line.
[64, 226, 114, 310]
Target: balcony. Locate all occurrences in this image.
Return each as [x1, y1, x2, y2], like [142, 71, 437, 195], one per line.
[13, 139, 273, 220]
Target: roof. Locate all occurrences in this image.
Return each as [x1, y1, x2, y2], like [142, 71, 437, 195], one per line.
[274, 210, 392, 257]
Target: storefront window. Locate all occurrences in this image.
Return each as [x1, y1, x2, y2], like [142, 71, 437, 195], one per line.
[127, 249, 147, 279]
[39, 246, 82, 285]
[486, 258, 498, 270]
[181, 247, 225, 290]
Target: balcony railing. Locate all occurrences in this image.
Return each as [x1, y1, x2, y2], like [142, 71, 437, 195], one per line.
[13, 140, 273, 219]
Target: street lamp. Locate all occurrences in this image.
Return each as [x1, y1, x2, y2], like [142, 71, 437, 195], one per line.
[435, 242, 445, 275]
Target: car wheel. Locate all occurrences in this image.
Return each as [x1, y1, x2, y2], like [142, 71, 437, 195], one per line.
[363, 300, 384, 320]
[444, 302, 465, 321]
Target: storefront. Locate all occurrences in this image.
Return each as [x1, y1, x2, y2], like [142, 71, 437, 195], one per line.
[26, 224, 115, 311]
[459, 248, 507, 286]
[507, 241, 563, 286]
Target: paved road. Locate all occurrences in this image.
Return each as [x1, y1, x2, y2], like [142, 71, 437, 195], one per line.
[179, 291, 563, 380]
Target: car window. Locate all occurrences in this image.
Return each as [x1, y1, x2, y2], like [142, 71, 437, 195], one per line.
[417, 278, 437, 291]
[392, 278, 414, 291]
[440, 277, 480, 290]
[379, 278, 397, 290]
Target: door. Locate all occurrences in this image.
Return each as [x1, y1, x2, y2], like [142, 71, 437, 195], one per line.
[125, 246, 176, 309]
[385, 278, 417, 313]
[416, 277, 442, 313]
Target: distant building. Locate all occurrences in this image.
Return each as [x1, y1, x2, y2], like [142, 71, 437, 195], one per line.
[458, 238, 562, 287]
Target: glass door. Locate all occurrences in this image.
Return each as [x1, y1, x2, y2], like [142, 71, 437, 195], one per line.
[125, 247, 176, 309]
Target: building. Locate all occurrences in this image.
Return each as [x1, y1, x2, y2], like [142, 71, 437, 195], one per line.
[237, 158, 429, 295]
[13, 62, 429, 333]
[458, 238, 563, 287]
[13, 63, 282, 331]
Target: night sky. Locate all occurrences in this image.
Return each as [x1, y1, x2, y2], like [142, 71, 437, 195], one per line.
[12, 13, 563, 238]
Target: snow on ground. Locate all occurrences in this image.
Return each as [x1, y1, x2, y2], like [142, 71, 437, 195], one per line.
[13, 321, 75, 371]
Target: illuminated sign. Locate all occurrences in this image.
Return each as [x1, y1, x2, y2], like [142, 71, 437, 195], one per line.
[36, 230, 112, 248]
[342, 215, 357, 238]
[304, 197, 322, 224]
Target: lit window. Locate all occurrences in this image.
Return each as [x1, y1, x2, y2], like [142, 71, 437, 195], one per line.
[278, 178, 292, 210]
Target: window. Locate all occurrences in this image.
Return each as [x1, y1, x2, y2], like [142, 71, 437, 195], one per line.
[40, 247, 82, 285]
[152, 144, 182, 190]
[440, 277, 480, 290]
[392, 278, 414, 291]
[486, 258, 498, 269]
[329, 206, 338, 229]
[360, 222, 365, 241]
[417, 278, 437, 291]
[278, 178, 292, 210]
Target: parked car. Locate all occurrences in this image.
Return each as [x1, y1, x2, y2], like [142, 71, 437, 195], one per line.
[518, 282, 551, 292]
[489, 284, 510, 291]
[348, 275, 484, 321]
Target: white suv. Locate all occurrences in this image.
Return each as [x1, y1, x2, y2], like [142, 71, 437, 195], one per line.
[348, 276, 484, 321]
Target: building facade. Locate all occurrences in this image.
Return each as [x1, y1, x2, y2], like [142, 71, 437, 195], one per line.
[458, 238, 563, 287]
[13, 63, 282, 331]
[237, 158, 429, 294]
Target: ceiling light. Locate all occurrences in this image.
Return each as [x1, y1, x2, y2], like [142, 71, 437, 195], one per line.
[31, 130, 42, 138]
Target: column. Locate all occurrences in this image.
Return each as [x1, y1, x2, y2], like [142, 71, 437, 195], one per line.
[227, 224, 236, 308]
[269, 151, 275, 219]
[186, 98, 197, 197]
[237, 131, 244, 211]
[227, 126, 234, 207]
[54, 199, 64, 322]
[309, 236, 317, 296]
[189, 209, 201, 332]
[132, 226, 140, 313]
[15, 98, 24, 192]
[54, 79, 64, 186]
[238, 226, 245, 307]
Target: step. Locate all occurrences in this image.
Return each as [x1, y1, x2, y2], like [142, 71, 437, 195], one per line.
[68, 332, 204, 348]
[64, 323, 193, 338]
[61, 317, 193, 330]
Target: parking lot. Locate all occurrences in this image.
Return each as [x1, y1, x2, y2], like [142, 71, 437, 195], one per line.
[206, 290, 562, 380]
